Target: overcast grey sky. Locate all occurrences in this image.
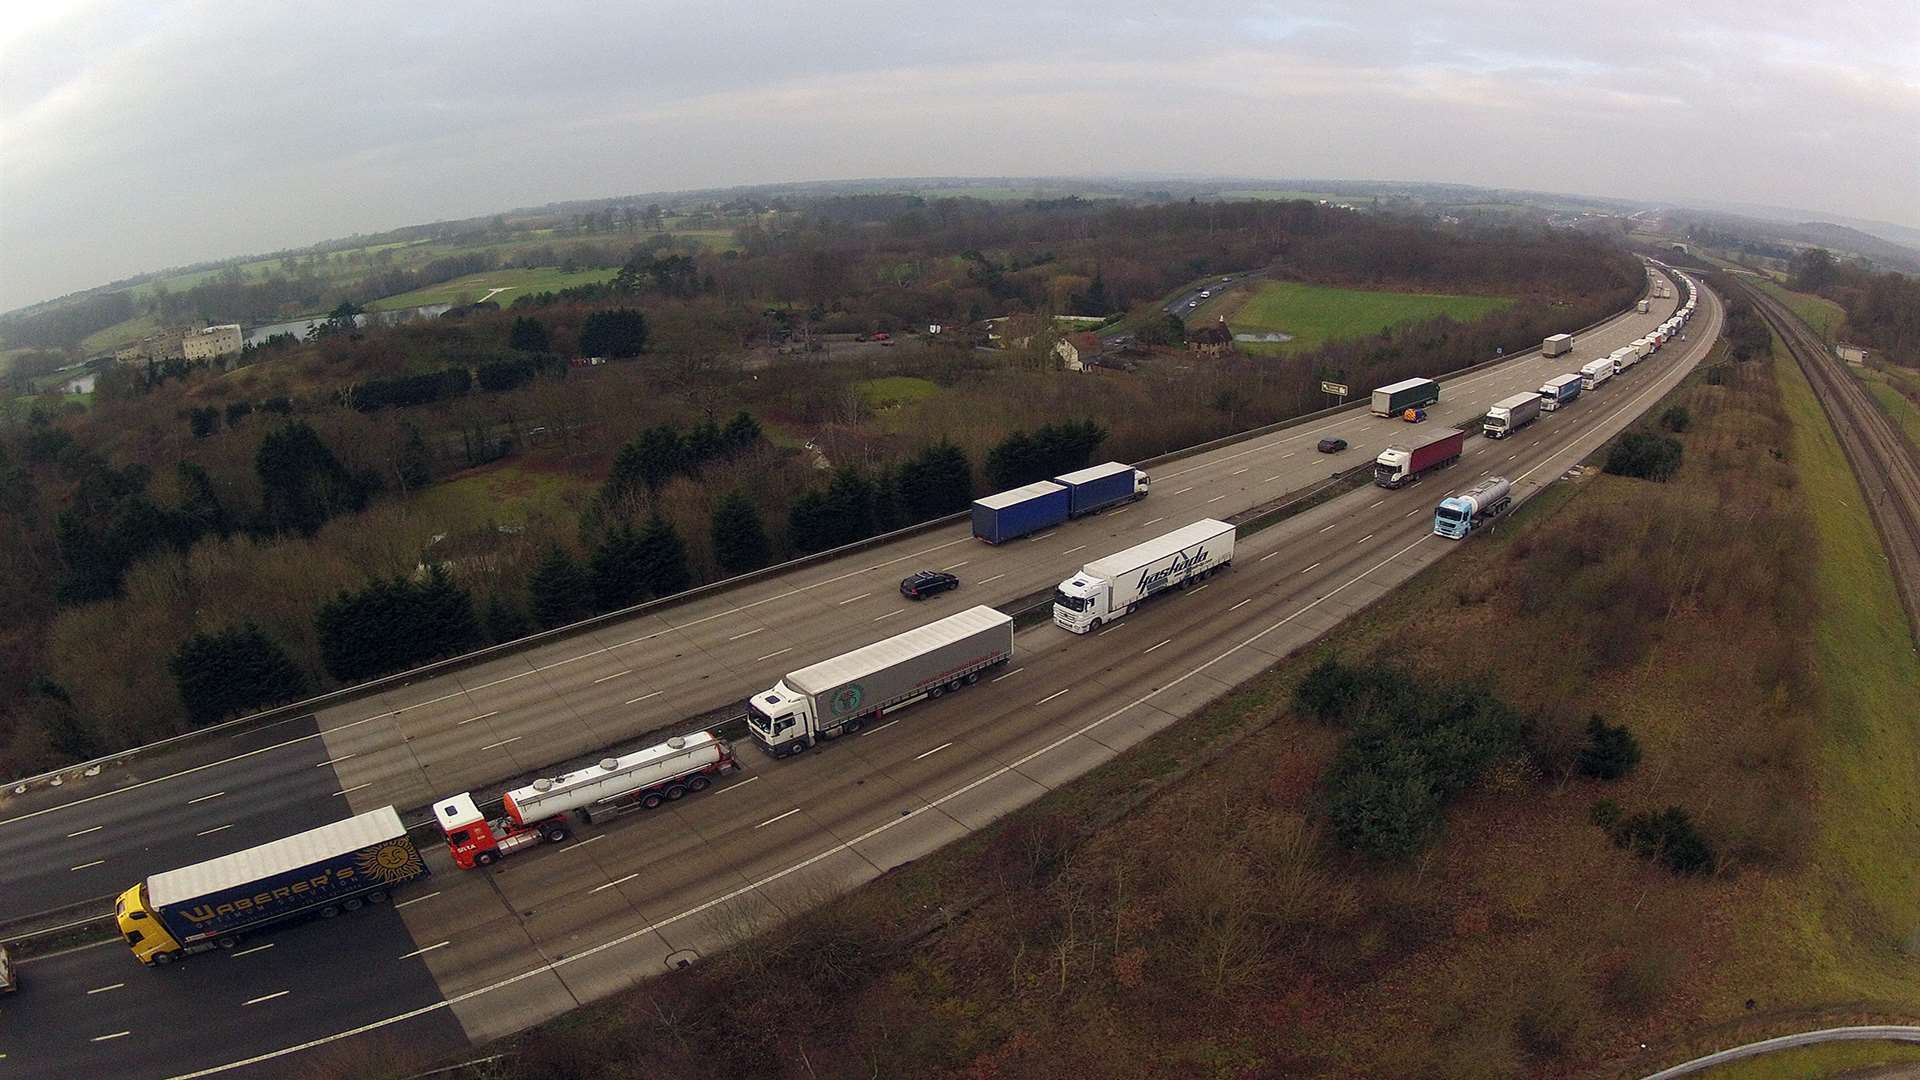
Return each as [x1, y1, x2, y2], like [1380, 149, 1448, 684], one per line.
[2, 0, 1916, 312]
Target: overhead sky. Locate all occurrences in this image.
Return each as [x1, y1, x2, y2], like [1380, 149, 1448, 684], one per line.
[2, 0, 1916, 312]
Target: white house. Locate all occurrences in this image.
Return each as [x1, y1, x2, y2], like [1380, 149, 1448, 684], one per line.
[181, 324, 245, 363]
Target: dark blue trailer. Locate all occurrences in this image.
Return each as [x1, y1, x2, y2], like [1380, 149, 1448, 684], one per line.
[1053, 462, 1148, 517]
[971, 481, 1070, 544]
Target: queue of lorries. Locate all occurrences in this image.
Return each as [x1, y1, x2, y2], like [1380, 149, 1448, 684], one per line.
[108, 279, 1694, 969]
[1370, 278, 1697, 541]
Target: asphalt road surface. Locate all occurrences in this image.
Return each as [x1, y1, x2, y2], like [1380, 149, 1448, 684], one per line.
[1, 276, 1713, 1078]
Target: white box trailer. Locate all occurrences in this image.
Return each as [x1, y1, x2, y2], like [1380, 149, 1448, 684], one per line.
[1581, 358, 1615, 390]
[1611, 346, 1639, 372]
[1484, 393, 1542, 439]
[747, 606, 1014, 755]
[1542, 333, 1574, 357]
[1636, 299, 1650, 313]
[1054, 519, 1235, 633]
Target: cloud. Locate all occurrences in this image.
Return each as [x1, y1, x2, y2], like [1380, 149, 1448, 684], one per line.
[2, 0, 1916, 311]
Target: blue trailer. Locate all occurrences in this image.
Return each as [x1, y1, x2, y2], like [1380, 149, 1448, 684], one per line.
[1053, 462, 1149, 517]
[971, 481, 1070, 544]
[1537, 373, 1582, 412]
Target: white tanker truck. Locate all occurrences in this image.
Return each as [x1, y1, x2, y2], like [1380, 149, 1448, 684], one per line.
[432, 730, 737, 869]
[1432, 476, 1513, 540]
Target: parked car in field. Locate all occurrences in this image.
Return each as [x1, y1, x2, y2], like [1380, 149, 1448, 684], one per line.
[899, 570, 960, 600]
[1317, 437, 1348, 454]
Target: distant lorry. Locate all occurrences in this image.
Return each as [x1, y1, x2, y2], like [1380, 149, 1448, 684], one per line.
[1611, 346, 1639, 373]
[1374, 428, 1465, 488]
[747, 605, 1013, 755]
[1484, 393, 1542, 439]
[1636, 299, 1650, 313]
[1053, 519, 1234, 633]
[1542, 333, 1574, 357]
[1538, 374, 1583, 411]
[1433, 476, 1513, 539]
[971, 481, 1069, 544]
[1582, 358, 1615, 390]
[1053, 462, 1150, 517]
[115, 806, 427, 966]
[1371, 377, 1440, 417]
[433, 731, 737, 869]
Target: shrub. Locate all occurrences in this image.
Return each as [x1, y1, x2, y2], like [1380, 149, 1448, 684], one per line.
[1576, 715, 1641, 780]
[1658, 405, 1692, 433]
[1600, 804, 1716, 875]
[1604, 432, 1683, 481]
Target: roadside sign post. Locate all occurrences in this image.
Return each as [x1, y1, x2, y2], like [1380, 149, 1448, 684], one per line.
[1320, 380, 1348, 410]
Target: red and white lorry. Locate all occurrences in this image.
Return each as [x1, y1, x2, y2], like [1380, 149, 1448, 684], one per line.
[433, 731, 736, 868]
[1373, 428, 1465, 488]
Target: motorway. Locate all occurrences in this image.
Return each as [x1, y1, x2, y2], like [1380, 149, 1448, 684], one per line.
[0, 275, 1715, 1078]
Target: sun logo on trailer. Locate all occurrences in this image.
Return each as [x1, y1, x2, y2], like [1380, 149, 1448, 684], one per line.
[358, 840, 423, 884]
[831, 684, 864, 716]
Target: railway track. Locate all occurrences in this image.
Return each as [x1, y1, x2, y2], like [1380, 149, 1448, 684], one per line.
[1739, 280, 1920, 646]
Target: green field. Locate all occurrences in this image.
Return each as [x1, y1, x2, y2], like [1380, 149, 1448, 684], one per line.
[1754, 280, 1847, 340]
[854, 375, 940, 410]
[408, 456, 589, 529]
[365, 266, 620, 311]
[1216, 280, 1512, 355]
[78, 312, 162, 354]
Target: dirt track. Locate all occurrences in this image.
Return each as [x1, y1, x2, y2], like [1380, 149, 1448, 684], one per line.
[1741, 281, 1920, 647]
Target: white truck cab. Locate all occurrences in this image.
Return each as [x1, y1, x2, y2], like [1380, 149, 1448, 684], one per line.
[746, 681, 813, 753]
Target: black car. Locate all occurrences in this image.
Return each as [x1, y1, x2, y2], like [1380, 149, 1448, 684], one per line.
[1317, 437, 1348, 454]
[899, 570, 960, 600]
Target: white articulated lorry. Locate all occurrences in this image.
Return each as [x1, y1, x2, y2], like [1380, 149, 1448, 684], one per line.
[747, 605, 1013, 755]
[1484, 393, 1542, 439]
[1581, 358, 1614, 391]
[1053, 519, 1235, 634]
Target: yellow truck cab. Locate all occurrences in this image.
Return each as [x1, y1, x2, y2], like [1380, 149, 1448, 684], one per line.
[115, 883, 183, 965]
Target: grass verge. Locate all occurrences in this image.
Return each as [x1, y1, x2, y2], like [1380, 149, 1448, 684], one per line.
[1696, 1040, 1920, 1079]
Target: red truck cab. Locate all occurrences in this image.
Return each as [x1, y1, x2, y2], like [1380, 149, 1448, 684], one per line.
[433, 792, 569, 869]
